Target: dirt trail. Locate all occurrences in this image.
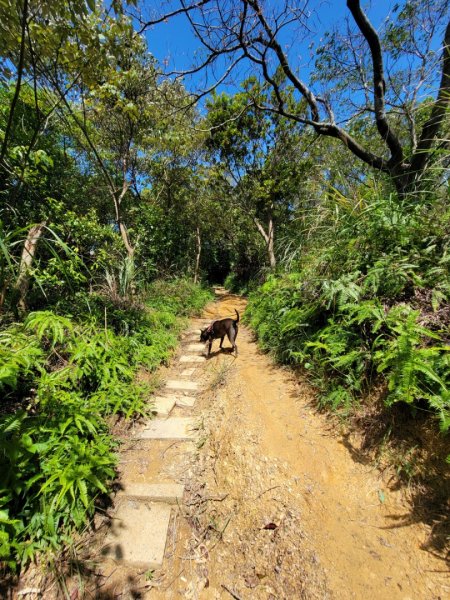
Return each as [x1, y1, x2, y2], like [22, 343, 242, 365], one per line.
[148, 291, 447, 600]
[44, 290, 447, 600]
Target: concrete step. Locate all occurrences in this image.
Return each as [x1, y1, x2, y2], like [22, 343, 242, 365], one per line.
[137, 417, 197, 441]
[150, 396, 176, 417]
[180, 367, 196, 377]
[118, 483, 184, 504]
[186, 343, 207, 353]
[165, 379, 200, 393]
[179, 354, 205, 364]
[103, 500, 171, 569]
[185, 329, 201, 335]
[175, 396, 196, 408]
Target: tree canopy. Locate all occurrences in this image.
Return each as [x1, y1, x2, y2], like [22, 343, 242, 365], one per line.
[141, 0, 450, 197]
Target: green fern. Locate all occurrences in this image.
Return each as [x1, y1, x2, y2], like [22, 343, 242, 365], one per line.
[344, 299, 386, 332]
[363, 258, 419, 298]
[0, 329, 43, 390]
[319, 386, 354, 412]
[322, 272, 362, 310]
[376, 308, 447, 405]
[0, 279, 211, 569]
[0, 506, 23, 570]
[24, 311, 74, 347]
[425, 390, 450, 432]
[0, 411, 26, 435]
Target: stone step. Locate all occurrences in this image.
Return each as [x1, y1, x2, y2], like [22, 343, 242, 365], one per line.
[118, 483, 184, 504]
[150, 396, 176, 417]
[137, 417, 197, 440]
[175, 396, 196, 408]
[186, 343, 207, 353]
[180, 367, 196, 377]
[103, 500, 171, 569]
[165, 379, 200, 392]
[179, 354, 205, 364]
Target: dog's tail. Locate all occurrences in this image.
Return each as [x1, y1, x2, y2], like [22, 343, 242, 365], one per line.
[234, 309, 240, 323]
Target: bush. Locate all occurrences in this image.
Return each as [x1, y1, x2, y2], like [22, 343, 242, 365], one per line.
[0, 279, 212, 570]
[246, 194, 450, 430]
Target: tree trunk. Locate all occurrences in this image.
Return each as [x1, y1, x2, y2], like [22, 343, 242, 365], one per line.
[254, 215, 276, 269]
[267, 215, 276, 269]
[194, 226, 201, 284]
[14, 221, 46, 313]
[118, 221, 134, 259]
[52, 85, 136, 258]
[0, 0, 29, 165]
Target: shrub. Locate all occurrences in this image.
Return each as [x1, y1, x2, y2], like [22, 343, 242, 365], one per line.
[246, 193, 450, 431]
[0, 279, 212, 570]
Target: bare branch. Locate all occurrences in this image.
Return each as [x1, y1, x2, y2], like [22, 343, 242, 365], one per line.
[0, 0, 29, 164]
[143, 0, 448, 195]
[246, 0, 321, 123]
[254, 216, 269, 243]
[251, 99, 388, 172]
[347, 0, 404, 166]
[138, 0, 211, 33]
[410, 20, 450, 176]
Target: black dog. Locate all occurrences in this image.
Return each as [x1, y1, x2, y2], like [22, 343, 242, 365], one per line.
[200, 309, 239, 356]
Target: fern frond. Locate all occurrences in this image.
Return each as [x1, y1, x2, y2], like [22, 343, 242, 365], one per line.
[322, 272, 362, 310]
[0, 411, 26, 435]
[25, 311, 74, 347]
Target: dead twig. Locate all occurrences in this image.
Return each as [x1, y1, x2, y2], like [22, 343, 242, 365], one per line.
[221, 583, 244, 600]
[160, 441, 180, 458]
[185, 494, 229, 506]
[159, 568, 185, 592]
[253, 485, 281, 500]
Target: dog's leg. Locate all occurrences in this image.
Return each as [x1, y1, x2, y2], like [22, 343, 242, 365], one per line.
[208, 339, 213, 355]
[227, 328, 238, 356]
[219, 336, 224, 349]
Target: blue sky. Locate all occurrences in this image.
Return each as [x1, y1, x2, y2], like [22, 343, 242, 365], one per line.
[136, 0, 448, 118]
[141, 1, 393, 90]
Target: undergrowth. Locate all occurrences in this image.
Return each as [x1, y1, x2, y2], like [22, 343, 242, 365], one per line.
[0, 279, 212, 571]
[245, 193, 450, 442]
